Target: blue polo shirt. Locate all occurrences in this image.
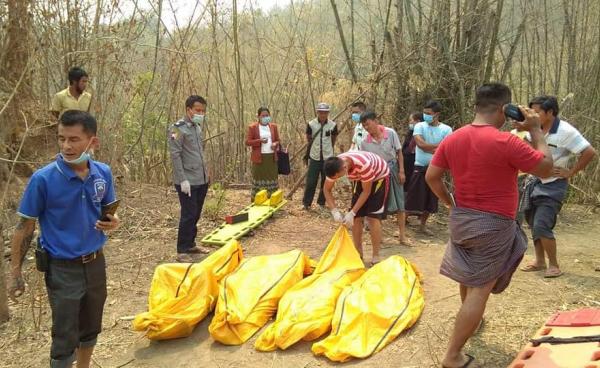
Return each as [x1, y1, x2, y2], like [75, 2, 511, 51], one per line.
[17, 156, 116, 259]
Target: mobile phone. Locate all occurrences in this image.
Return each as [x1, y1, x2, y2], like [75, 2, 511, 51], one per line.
[504, 103, 525, 122]
[35, 238, 49, 272]
[101, 199, 120, 221]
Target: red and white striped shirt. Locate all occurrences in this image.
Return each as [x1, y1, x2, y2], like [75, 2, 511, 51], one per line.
[338, 151, 390, 182]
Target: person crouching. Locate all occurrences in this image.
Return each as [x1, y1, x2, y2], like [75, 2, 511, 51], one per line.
[323, 151, 390, 266]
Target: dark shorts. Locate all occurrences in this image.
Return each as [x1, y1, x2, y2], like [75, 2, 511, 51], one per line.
[351, 176, 389, 219]
[405, 165, 439, 214]
[525, 196, 562, 241]
[46, 252, 107, 368]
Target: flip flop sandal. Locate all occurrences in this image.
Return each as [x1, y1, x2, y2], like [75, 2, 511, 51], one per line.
[544, 268, 563, 278]
[369, 259, 381, 267]
[442, 354, 475, 368]
[420, 227, 434, 236]
[461, 354, 475, 368]
[400, 239, 414, 247]
[520, 263, 547, 272]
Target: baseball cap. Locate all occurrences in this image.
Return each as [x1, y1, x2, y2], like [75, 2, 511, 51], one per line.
[316, 102, 330, 112]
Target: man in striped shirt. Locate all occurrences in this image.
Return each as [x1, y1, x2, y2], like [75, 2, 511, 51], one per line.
[323, 151, 390, 266]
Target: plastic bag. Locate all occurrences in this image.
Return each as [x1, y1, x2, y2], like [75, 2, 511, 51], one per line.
[312, 255, 425, 362]
[132, 240, 243, 340]
[209, 249, 311, 345]
[255, 226, 365, 351]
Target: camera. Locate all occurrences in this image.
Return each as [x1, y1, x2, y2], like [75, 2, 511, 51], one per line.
[503, 103, 525, 122]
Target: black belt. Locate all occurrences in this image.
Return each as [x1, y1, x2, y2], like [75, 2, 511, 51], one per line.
[50, 250, 103, 265]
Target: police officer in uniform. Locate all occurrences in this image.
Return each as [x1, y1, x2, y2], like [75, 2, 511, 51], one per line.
[168, 95, 212, 262]
[302, 102, 338, 210]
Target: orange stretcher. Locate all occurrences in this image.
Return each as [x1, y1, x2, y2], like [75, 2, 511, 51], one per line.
[508, 308, 600, 368]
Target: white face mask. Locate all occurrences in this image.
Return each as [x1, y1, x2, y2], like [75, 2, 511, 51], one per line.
[191, 114, 205, 124]
[61, 140, 93, 165]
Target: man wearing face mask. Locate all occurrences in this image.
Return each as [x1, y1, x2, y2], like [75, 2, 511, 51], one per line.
[9, 110, 120, 368]
[51, 67, 92, 119]
[349, 101, 367, 151]
[405, 100, 452, 235]
[168, 95, 212, 262]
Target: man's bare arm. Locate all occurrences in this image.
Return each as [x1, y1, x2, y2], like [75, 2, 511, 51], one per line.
[323, 179, 337, 209]
[568, 146, 596, 177]
[9, 217, 36, 297]
[414, 135, 437, 153]
[425, 165, 454, 208]
[11, 217, 35, 271]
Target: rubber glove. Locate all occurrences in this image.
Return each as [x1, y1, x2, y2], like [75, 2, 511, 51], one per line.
[331, 208, 344, 223]
[343, 210, 355, 228]
[180, 180, 191, 197]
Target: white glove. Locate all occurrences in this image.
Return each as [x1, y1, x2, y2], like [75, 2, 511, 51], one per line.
[343, 210, 355, 228]
[331, 208, 344, 223]
[180, 180, 191, 197]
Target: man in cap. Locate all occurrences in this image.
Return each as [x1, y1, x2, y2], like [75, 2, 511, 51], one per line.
[302, 102, 339, 210]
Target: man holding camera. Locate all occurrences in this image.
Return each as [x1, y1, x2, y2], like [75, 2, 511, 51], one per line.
[425, 83, 553, 368]
[9, 110, 120, 368]
[520, 95, 597, 278]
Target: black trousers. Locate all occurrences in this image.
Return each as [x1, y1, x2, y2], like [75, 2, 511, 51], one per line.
[45, 253, 107, 368]
[302, 159, 326, 207]
[175, 183, 209, 253]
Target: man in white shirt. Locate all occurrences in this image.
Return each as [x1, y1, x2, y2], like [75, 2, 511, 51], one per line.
[349, 101, 367, 151]
[520, 95, 596, 278]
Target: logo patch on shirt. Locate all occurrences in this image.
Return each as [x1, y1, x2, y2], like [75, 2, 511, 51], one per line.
[170, 127, 180, 140]
[93, 179, 107, 202]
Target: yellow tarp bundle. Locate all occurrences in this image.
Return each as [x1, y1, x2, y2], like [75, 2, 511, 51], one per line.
[209, 249, 311, 345]
[312, 255, 425, 362]
[132, 240, 243, 340]
[255, 226, 365, 351]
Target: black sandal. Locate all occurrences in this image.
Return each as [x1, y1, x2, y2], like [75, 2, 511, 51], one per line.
[442, 354, 475, 368]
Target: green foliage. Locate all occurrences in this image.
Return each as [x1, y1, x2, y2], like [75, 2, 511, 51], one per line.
[203, 183, 227, 221]
[121, 71, 164, 153]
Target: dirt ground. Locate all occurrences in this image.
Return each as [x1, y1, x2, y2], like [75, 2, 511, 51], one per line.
[1, 183, 599, 368]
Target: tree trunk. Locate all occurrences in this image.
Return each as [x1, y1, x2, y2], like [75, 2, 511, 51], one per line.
[330, 0, 358, 84]
[483, 0, 504, 82]
[0, 222, 8, 323]
[0, 0, 32, 182]
[0, 0, 32, 324]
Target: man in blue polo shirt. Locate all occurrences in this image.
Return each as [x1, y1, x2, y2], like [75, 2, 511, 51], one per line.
[9, 110, 120, 368]
[405, 100, 452, 235]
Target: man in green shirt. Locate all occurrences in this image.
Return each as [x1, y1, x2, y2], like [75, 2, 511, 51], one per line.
[51, 67, 92, 119]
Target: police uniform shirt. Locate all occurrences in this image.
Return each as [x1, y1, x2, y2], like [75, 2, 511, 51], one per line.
[168, 117, 209, 185]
